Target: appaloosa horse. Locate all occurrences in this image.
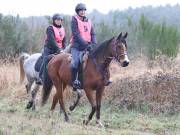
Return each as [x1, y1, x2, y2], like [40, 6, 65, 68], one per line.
[19, 52, 42, 110]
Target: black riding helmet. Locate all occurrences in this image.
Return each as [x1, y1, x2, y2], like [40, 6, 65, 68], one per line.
[52, 13, 63, 21]
[75, 3, 86, 14]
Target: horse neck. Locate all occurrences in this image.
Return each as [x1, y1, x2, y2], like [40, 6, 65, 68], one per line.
[92, 45, 113, 70]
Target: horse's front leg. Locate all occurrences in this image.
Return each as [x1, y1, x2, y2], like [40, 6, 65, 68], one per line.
[26, 79, 34, 109]
[26, 84, 40, 110]
[96, 87, 104, 127]
[83, 89, 96, 125]
[25, 78, 34, 94]
[69, 89, 82, 111]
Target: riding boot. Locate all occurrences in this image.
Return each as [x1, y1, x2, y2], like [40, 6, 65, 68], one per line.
[36, 63, 44, 85]
[42, 58, 49, 83]
[71, 68, 81, 90]
[39, 63, 43, 81]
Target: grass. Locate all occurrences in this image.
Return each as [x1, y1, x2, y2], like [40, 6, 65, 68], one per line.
[0, 61, 180, 135]
[0, 96, 179, 135]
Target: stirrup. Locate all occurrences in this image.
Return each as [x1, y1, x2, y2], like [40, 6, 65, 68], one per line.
[73, 80, 81, 89]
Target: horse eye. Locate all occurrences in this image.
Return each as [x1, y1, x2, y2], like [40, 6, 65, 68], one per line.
[117, 44, 121, 48]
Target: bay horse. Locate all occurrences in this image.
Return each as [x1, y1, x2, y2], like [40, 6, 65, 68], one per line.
[41, 32, 129, 126]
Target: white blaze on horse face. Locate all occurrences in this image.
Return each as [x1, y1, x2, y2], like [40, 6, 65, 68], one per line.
[120, 44, 125, 58]
[121, 43, 129, 63]
[124, 54, 129, 63]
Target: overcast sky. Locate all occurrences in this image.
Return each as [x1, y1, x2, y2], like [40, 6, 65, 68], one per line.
[0, 0, 180, 17]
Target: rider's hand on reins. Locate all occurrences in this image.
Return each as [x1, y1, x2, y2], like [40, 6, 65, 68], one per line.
[86, 45, 93, 52]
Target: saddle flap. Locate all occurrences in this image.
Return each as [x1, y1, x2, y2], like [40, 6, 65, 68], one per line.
[80, 51, 89, 64]
[68, 51, 89, 70]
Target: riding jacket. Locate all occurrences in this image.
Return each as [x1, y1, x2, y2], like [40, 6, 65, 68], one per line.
[71, 15, 97, 51]
[44, 25, 66, 52]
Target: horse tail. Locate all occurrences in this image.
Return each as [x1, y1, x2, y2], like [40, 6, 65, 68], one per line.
[41, 73, 53, 106]
[19, 53, 30, 83]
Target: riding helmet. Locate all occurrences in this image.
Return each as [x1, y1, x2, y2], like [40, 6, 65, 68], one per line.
[75, 3, 86, 14]
[52, 13, 63, 21]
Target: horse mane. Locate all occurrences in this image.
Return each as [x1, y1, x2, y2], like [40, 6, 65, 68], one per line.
[93, 37, 114, 57]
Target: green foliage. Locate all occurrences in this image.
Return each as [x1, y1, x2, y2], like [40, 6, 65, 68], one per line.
[137, 14, 180, 59]
[0, 15, 48, 58]
[0, 10, 180, 59]
[96, 21, 113, 42]
[95, 20, 121, 44]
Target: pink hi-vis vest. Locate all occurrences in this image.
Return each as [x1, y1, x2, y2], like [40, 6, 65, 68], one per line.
[71, 15, 92, 44]
[51, 25, 65, 48]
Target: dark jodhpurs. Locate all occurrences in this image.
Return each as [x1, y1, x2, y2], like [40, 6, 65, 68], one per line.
[71, 48, 82, 83]
[39, 47, 56, 82]
[71, 48, 81, 69]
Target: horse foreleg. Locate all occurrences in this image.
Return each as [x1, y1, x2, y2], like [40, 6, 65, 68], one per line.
[95, 88, 104, 127]
[83, 90, 96, 125]
[31, 84, 40, 110]
[25, 79, 33, 94]
[26, 79, 34, 109]
[26, 84, 40, 110]
[69, 89, 82, 111]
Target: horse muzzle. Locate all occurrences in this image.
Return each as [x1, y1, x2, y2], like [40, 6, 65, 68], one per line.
[120, 55, 129, 67]
[122, 60, 129, 67]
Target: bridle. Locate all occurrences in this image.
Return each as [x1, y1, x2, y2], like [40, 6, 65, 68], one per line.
[89, 37, 128, 82]
[107, 37, 127, 63]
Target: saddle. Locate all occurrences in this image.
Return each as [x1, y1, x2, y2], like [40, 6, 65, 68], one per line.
[68, 51, 89, 70]
[34, 54, 57, 72]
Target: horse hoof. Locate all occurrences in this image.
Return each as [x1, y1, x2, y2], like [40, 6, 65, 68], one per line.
[25, 85, 29, 94]
[96, 120, 103, 128]
[26, 101, 33, 109]
[83, 119, 89, 125]
[83, 120, 86, 125]
[48, 111, 54, 118]
[69, 105, 74, 111]
[65, 117, 70, 122]
[32, 104, 36, 111]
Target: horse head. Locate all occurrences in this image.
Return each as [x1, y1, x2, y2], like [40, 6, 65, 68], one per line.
[109, 32, 129, 67]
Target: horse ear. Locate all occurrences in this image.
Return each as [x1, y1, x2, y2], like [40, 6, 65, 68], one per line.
[123, 32, 128, 39]
[117, 32, 122, 40]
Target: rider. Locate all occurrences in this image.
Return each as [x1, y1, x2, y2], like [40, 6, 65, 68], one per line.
[70, 3, 96, 89]
[70, 3, 111, 90]
[38, 13, 67, 84]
